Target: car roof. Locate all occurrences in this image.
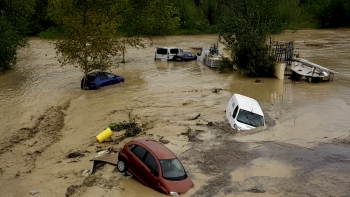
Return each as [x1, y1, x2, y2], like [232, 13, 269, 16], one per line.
[156, 46, 181, 49]
[134, 139, 177, 160]
[234, 94, 264, 116]
[88, 71, 111, 76]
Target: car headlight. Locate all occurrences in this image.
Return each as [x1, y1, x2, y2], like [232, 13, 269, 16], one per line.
[170, 191, 179, 196]
[233, 124, 240, 130]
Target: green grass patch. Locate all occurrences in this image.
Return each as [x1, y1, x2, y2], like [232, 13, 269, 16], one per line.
[38, 26, 65, 39]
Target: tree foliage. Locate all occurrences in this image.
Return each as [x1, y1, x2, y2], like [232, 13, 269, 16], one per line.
[29, 0, 54, 35]
[47, 0, 142, 77]
[172, 0, 216, 33]
[121, 0, 180, 36]
[0, 0, 35, 73]
[217, 0, 288, 77]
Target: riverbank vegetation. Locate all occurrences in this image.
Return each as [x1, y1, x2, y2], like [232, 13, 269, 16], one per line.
[2, 0, 350, 74]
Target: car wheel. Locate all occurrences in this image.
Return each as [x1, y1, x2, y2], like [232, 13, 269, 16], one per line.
[117, 159, 127, 173]
[81, 78, 84, 89]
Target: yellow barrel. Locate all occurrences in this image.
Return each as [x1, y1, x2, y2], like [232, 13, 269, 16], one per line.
[96, 127, 113, 143]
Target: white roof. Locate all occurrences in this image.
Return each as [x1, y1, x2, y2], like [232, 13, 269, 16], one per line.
[234, 94, 264, 116]
[293, 58, 338, 74]
[156, 46, 181, 49]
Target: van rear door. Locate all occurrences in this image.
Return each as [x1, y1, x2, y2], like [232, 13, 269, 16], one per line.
[156, 48, 168, 60]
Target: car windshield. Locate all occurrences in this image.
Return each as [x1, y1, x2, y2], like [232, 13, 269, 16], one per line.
[160, 159, 187, 180]
[236, 109, 264, 127]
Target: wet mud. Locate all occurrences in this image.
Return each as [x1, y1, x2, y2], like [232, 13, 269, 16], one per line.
[1, 29, 350, 197]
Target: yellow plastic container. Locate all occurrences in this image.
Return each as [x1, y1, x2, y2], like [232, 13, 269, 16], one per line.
[96, 127, 113, 143]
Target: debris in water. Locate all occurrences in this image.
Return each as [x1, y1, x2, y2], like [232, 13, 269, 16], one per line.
[190, 114, 201, 120]
[66, 185, 80, 197]
[211, 88, 222, 93]
[29, 190, 39, 195]
[67, 152, 84, 158]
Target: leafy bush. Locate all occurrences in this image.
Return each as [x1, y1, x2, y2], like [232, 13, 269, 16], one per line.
[234, 45, 276, 77]
[38, 26, 65, 39]
[217, 57, 235, 73]
[109, 111, 142, 137]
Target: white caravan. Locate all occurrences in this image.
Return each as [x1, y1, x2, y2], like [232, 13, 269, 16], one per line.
[225, 94, 265, 131]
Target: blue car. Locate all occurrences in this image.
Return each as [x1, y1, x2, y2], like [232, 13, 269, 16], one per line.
[81, 71, 124, 90]
[172, 52, 197, 62]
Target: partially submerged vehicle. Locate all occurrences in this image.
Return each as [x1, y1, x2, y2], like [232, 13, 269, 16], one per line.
[155, 47, 184, 61]
[172, 52, 197, 62]
[81, 71, 124, 90]
[117, 139, 193, 196]
[225, 94, 265, 131]
[196, 44, 223, 68]
[290, 58, 337, 82]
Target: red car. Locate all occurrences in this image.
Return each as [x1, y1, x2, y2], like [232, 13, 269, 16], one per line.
[117, 139, 194, 196]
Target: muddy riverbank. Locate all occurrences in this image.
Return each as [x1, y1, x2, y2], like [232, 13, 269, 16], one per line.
[1, 29, 350, 197]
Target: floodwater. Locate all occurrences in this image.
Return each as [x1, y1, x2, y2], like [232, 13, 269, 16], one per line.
[1, 29, 350, 197]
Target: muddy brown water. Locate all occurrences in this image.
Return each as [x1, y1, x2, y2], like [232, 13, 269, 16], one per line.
[1, 29, 350, 197]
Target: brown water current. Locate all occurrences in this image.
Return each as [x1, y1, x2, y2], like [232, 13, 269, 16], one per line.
[0, 29, 350, 197]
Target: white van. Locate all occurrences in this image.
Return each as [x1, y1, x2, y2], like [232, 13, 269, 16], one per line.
[155, 47, 183, 61]
[225, 94, 265, 130]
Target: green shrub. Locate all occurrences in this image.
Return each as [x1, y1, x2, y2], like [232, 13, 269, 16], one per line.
[38, 26, 65, 39]
[109, 111, 142, 137]
[234, 45, 276, 77]
[217, 57, 235, 73]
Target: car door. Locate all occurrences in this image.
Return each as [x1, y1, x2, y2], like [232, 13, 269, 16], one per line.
[142, 152, 160, 190]
[184, 53, 190, 61]
[98, 73, 108, 86]
[128, 145, 150, 186]
[106, 73, 117, 85]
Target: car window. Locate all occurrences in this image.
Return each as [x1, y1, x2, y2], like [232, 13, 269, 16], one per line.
[170, 49, 179, 54]
[99, 73, 108, 80]
[144, 153, 158, 173]
[128, 144, 135, 150]
[160, 159, 186, 180]
[236, 109, 265, 127]
[157, 48, 167, 55]
[87, 75, 96, 82]
[132, 145, 147, 161]
[232, 106, 239, 119]
[107, 73, 115, 79]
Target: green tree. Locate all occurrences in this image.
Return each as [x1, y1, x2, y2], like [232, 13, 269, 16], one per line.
[217, 0, 286, 77]
[48, 0, 141, 87]
[0, 0, 35, 73]
[121, 0, 180, 36]
[29, 0, 55, 36]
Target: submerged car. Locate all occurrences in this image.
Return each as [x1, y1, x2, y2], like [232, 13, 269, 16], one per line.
[81, 71, 124, 90]
[172, 52, 197, 62]
[117, 139, 194, 196]
[225, 94, 265, 130]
